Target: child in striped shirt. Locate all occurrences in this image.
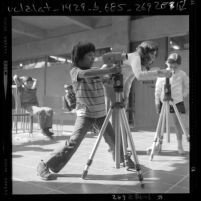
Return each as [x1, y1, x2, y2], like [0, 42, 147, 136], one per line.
[37, 42, 134, 180]
[155, 53, 189, 155]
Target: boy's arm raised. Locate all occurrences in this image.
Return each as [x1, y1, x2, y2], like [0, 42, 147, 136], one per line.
[78, 66, 121, 78]
[13, 74, 23, 87]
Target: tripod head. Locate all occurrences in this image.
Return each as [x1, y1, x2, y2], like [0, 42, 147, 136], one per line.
[102, 52, 128, 66]
[102, 52, 128, 93]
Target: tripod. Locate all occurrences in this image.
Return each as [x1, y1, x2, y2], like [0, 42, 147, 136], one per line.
[147, 78, 190, 161]
[81, 72, 144, 187]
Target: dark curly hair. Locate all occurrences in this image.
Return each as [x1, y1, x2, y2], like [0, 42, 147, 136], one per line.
[136, 41, 159, 70]
[71, 41, 96, 68]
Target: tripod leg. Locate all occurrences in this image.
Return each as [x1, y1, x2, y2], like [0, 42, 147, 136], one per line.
[119, 114, 128, 167]
[81, 107, 113, 179]
[114, 109, 121, 168]
[157, 102, 166, 154]
[149, 103, 166, 160]
[170, 101, 190, 142]
[121, 108, 144, 187]
[166, 101, 170, 143]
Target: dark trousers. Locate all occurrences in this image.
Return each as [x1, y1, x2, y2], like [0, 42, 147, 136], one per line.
[45, 116, 123, 173]
[25, 105, 53, 130]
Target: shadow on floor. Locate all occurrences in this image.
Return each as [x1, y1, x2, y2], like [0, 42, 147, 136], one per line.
[136, 150, 189, 158]
[12, 135, 71, 153]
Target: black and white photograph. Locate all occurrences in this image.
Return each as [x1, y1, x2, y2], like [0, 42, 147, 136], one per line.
[1, 0, 198, 198]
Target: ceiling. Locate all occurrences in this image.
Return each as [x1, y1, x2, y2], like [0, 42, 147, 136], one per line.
[12, 16, 112, 46]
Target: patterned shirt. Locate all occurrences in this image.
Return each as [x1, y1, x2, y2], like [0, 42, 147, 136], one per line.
[17, 85, 39, 108]
[70, 67, 106, 118]
[155, 69, 189, 104]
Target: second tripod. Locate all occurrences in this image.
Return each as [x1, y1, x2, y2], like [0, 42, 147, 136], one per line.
[147, 78, 189, 160]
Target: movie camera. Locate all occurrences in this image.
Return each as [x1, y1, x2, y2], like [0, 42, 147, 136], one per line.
[102, 52, 128, 92]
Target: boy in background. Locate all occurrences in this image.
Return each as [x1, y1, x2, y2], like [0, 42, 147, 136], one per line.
[155, 53, 189, 154]
[13, 75, 54, 139]
[63, 84, 76, 111]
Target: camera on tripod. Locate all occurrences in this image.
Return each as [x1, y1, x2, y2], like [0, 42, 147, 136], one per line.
[102, 52, 128, 92]
[102, 52, 128, 66]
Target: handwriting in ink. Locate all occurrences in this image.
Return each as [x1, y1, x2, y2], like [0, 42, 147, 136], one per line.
[112, 194, 126, 201]
[176, 0, 187, 11]
[104, 2, 127, 13]
[135, 2, 152, 13]
[154, 1, 169, 10]
[7, 0, 189, 14]
[91, 1, 99, 11]
[8, 2, 52, 13]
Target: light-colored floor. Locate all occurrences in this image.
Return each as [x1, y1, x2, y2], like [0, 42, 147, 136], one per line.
[12, 123, 189, 194]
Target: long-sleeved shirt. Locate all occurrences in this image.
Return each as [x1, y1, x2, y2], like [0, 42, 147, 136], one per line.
[17, 85, 39, 108]
[155, 68, 189, 105]
[121, 52, 159, 99]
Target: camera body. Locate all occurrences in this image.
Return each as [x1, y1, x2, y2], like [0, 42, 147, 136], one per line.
[163, 78, 172, 101]
[102, 52, 128, 66]
[102, 52, 128, 92]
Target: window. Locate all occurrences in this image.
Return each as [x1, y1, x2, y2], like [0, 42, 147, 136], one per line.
[169, 34, 189, 51]
[12, 57, 46, 70]
[12, 47, 112, 69]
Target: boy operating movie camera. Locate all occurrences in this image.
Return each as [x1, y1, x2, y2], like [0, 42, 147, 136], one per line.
[37, 41, 135, 180]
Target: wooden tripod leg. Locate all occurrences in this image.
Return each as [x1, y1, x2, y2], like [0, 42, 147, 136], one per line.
[82, 107, 114, 179]
[121, 108, 139, 165]
[120, 108, 144, 187]
[119, 112, 128, 167]
[165, 101, 170, 143]
[148, 102, 165, 160]
[114, 108, 121, 168]
[158, 102, 166, 153]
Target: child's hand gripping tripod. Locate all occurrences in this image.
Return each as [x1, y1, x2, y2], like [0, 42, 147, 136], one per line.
[81, 58, 144, 188]
[147, 77, 190, 161]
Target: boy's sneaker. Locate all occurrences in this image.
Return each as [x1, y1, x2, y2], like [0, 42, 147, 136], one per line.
[110, 149, 135, 169]
[46, 128, 54, 136]
[42, 129, 54, 139]
[126, 150, 135, 169]
[127, 155, 135, 169]
[37, 160, 57, 180]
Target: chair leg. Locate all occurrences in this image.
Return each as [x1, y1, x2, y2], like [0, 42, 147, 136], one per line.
[37, 114, 40, 130]
[56, 117, 60, 135]
[15, 116, 18, 133]
[29, 115, 33, 140]
[61, 116, 64, 136]
[12, 116, 16, 133]
[26, 115, 29, 130]
[30, 115, 33, 133]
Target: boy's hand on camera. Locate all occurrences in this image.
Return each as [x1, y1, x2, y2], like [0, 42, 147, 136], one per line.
[110, 65, 121, 74]
[101, 64, 110, 69]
